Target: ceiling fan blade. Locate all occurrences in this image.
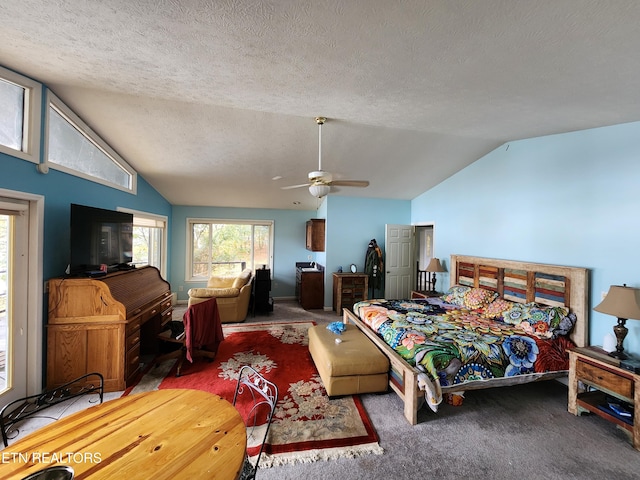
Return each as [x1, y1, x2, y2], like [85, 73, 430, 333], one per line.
[330, 180, 370, 188]
[281, 183, 311, 190]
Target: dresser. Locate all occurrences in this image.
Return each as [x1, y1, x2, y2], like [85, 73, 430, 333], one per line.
[332, 273, 368, 315]
[46, 267, 172, 392]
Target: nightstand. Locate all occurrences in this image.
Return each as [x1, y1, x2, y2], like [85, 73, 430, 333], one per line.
[568, 346, 640, 450]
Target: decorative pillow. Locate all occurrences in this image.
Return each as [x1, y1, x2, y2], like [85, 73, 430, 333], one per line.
[441, 285, 471, 306]
[463, 288, 498, 310]
[502, 302, 540, 325]
[505, 303, 573, 338]
[552, 312, 577, 337]
[483, 298, 515, 319]
[232, 270, 251, 289]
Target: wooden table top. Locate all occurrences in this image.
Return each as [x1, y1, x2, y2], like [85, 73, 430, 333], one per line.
[0, 389, 247, 479]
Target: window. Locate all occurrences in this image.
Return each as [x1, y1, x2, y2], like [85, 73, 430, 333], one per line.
[120, 209, 167, 278]
[0, 66, 42, 163]
[46, 91, 136, 192]
[188, 219, 273, 280]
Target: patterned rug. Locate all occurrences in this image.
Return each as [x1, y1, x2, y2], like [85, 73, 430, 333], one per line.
[125, 321, 383, 467]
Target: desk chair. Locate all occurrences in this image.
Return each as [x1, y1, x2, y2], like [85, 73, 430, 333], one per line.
[232, 366, 278, 480]
[156, 298, 224, 377]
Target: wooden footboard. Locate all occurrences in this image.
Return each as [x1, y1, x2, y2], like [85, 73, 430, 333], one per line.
[343, 308, 421, 425]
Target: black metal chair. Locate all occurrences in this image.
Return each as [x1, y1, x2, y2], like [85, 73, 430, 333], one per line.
[232, 366, 278, 480]
[0, 372, 104, 447]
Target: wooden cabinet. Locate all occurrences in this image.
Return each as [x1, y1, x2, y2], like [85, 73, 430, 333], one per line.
[306, 219, 325, 251]
[568, 346, 640, 450]
[47, 267, 172, 392]
[296, 266, 324, 310]
[333, 273, 368, 315]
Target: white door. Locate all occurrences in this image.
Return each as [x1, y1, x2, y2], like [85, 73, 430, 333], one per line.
[384, 224, 414, 299]
[0, 197, 29, 405]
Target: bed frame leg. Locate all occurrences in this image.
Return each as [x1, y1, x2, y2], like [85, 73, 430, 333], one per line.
[404, 373, 419, 425]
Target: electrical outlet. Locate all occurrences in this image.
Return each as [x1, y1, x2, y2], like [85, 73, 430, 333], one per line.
[307, 255, 312, 260]
[601, 291, 608, 301]
[179, 286, 184, 292]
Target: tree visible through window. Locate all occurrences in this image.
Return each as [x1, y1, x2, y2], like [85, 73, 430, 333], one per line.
[127, 213, 166, 276]
[190, 220, 273, 279]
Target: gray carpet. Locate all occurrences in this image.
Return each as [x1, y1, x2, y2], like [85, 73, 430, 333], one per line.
[242, 301, 640, 480]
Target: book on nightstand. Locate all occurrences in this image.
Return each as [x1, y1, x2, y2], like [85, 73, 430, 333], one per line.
[620, 358, 640, 373]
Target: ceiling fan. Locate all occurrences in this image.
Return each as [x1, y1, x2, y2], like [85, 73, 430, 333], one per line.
[281, 117, 370, 198]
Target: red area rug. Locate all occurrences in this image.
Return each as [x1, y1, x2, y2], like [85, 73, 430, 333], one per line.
[133, 321, 382, 467]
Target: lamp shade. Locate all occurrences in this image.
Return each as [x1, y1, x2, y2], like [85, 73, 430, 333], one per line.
[594, 285, 640, 320]
[425, 257, 444, 273]
[309, 184, 330, 198]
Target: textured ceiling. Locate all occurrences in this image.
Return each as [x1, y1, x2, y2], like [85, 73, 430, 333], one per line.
[2, 1, 640, 210]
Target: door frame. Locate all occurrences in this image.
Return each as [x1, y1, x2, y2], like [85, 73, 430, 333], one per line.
[0, 188, 44, 397]
[384, 222, 437, 297]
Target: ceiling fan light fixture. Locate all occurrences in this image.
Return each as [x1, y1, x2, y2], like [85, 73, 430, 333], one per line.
[309, 184, 330, 198]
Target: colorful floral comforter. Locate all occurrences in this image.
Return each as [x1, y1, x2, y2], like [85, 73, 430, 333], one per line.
[353, 297, 576, 393]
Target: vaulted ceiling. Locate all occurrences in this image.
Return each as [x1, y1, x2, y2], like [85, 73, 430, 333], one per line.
[2, 1, 640, 210]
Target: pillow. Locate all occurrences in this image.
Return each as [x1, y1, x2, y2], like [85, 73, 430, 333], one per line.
[441, 285, 471, 306]
[504, 303, 573, 338]
[483, 298, 515, 319]
[463, 288, 498, 310]
[232, 269, 252, 289]
[552, 312, 577, 338]
[502, 302, 540, 325]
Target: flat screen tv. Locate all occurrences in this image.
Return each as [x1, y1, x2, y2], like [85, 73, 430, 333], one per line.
[69, 203, 133, 275]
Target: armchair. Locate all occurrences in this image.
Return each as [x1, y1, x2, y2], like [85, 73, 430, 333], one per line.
[187, 268, 253, 323]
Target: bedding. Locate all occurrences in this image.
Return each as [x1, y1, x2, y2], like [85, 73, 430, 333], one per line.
[353, 288, 577, 411]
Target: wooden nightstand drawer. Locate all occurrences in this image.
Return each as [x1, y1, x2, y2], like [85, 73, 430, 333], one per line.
[576, 359, 633, 399]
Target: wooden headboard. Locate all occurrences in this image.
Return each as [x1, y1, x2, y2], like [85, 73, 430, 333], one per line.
[450, 255, 589, 348]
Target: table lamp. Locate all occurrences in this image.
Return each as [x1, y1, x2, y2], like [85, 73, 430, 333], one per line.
[425, 257, 444, 293]
[593, 284, 640, 359]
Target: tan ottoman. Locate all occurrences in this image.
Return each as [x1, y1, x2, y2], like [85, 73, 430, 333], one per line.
[308, 324, 389, 396]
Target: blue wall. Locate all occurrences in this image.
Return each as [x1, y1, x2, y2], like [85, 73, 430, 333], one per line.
[169, 197, 411, 310]
[324, 196, 411, 308]
[411, 121, 640, 357]
[1, 151, 172, 282]
[170, 205, 316, 301]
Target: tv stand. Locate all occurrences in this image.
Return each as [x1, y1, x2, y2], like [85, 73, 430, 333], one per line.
[46, 266, 172, 392]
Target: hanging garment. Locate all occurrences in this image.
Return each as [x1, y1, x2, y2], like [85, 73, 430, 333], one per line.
[364, 239, 384, 291]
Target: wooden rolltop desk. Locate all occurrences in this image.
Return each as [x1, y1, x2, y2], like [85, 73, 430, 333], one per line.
[47, 267, 172, 392]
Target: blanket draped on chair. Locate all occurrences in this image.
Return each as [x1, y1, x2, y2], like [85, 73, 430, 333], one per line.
[183, 298, 224, 362]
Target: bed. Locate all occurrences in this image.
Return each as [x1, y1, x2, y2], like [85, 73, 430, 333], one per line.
[343, 255, 589, 425]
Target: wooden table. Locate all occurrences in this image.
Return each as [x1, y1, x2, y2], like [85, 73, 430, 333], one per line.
[0, 389, 247, 479]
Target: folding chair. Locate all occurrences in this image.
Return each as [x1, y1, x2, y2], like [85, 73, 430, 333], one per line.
[0, 372, 103, 447]
[232, 366, 278, 480]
